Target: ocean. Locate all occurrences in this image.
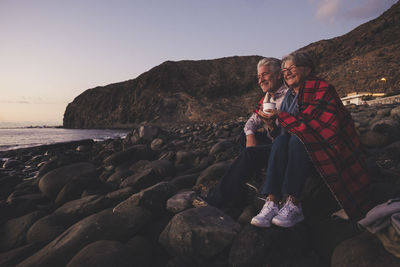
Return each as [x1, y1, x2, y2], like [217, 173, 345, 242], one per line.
[0, 128, 130, 151]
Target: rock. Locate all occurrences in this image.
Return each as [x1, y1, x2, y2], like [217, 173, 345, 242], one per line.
[0, 175, 23, 201]
[371, 182, 400, 206]
[125, 235, 165, 267]
[120, 168, 159, 189]
[38, 162, 97, 198]
[54, 195, 110, 218]
[150, 138, 164, 150]
[370, 118, 400, 135]
[331, 232, 400, 267]
[209, 140, 233, 155]
[149, 159, 175, 178]
[166, 191, 196, 213]
[0, 211, 45, 252]
[195, 160, 232, 185]
[27, 213, 80, 245]
[114, 182, 176, 212]
[237, 205, 256, 225]
[103, 145, 153, 167]
[376, 107, 391, 117]
[229, 224, 318, 267]
[159, 206, 240, 263]
[169, 173, 198, 190]
[17, 208, 151, 267]
[66, 240, 133, 267]
[36, 159, 58, 177]
[55, 176, 100, 206]
[360, 131, 391, 147]
[3, 159, 23, 169]
[175, 151, 196, 167]
[138, 125, 160, 141]
[105, 187, 135, 203]
[105, 169, 133, 185]
[0, 242, 44, 267]
[390, 106, 400, 119]
[120, 160, 174, 190]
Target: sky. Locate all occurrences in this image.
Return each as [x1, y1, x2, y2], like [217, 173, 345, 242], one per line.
[0, 0, 397, 127]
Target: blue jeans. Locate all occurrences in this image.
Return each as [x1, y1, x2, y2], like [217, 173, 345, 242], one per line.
[262, 133, 312, 198]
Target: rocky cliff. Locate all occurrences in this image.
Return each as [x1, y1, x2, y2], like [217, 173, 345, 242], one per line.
[63, 56, 262, 128]
[63, 2, 400, 129]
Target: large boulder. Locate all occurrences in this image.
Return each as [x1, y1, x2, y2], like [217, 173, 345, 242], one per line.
[114, 181, 176, 212]
[209, 140, 233, 155]
[27, 213, 80, 245]
[120, 160, 174, 190]
[195, 160, 232, 185]
[0, 211, 45, 252]
[159, 206, 240, 264]
[17, 208, 152, 267]
[55, 176, 100, 206]
[103, 145, 153, 167]
[331, 231, 400, 267]
[0, 242, 44, 267]
[166, 191, 196, 213]
[53, 195, 111, 218]
[66, 240, 134, 267]
[360, 131, 391, 148]
[229, 224, 319, 267]
[38, 163, 97, 198]
[125, 235, 167, 267]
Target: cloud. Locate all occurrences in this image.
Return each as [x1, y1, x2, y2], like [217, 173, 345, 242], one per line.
[314, 0, 341, 23]
[344, 0, 397, 19]
[309, 0, 397, 23]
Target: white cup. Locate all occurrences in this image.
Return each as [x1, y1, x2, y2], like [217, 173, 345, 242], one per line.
[263, 102, 276, 113]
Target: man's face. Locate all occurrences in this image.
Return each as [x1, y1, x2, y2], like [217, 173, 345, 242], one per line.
[257, 65, 281, 93]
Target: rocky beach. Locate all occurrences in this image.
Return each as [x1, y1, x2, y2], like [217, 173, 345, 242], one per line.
[1, 3, 399, 266]
[1, 102, 400, 267]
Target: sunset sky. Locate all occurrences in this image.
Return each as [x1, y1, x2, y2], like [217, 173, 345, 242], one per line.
[0, 0, 397, 127]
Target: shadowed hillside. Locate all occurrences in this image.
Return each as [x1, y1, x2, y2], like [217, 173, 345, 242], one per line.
[301, 0, 400, 96]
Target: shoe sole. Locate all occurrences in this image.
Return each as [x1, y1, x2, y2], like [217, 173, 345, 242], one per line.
[250, 218, 271, 228]
[271, 215, 304, 228]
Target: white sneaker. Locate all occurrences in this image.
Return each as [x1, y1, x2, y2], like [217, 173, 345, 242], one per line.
[250, 200, 279, 228]
[272, 197, 304, 228]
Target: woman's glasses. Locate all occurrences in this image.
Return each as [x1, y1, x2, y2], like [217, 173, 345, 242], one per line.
[281, 65, 298, 75]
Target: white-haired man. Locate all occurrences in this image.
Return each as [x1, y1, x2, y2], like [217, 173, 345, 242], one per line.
[206, 57, 288, 211]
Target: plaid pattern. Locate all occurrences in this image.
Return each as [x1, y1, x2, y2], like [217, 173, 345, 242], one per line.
[255, 97, 265, 114]
[278, 78, 372, 218]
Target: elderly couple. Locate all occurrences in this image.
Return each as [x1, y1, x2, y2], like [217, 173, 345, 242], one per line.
[207, 51, 372, 228]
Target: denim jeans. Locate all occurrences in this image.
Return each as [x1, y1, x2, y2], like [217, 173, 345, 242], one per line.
[262, 132, 312, 198]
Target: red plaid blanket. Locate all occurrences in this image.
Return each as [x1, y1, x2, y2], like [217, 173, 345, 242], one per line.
[278, 78, 372, 218]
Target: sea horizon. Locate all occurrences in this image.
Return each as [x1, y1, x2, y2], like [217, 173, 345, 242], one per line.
[0, 128, 130, 152]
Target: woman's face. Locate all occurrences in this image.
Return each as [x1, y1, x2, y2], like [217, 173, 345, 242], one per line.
[282, 60, 311, 90]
